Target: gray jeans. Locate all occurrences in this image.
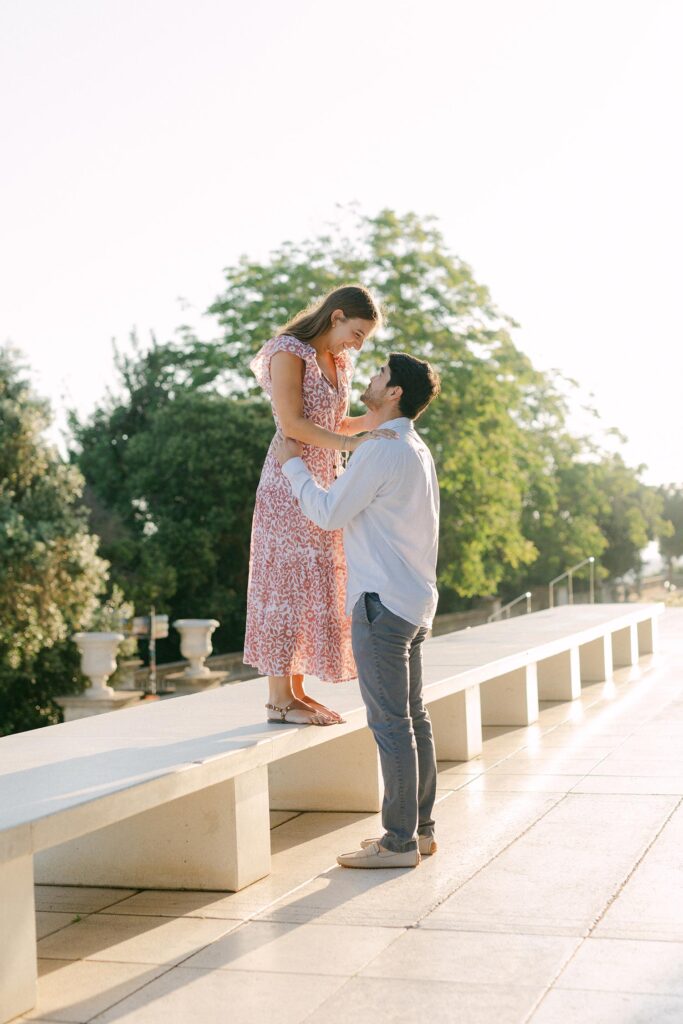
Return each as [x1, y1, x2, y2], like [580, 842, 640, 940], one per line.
[351, 592, 437, 853]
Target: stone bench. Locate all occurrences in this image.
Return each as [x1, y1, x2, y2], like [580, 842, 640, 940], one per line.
[0, 602, 662, 1023]
[423, 602, 661, 761]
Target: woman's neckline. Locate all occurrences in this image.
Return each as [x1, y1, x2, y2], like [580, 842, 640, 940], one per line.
[284, 335, 343, 390]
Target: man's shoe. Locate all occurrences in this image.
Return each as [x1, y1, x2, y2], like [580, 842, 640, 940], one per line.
[361, 835, 437, 856]
[337, 841, 421, 869]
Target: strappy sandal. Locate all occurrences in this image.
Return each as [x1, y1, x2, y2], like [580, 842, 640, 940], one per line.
[265, 701, 331, 725]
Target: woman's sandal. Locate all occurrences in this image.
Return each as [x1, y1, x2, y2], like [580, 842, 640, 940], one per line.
[265, 701, 334, 726]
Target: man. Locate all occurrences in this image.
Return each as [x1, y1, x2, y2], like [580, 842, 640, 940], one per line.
[274, 352, 441, 869]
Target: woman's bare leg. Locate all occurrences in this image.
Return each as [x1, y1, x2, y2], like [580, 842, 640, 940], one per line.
[267, 675, 335, 725]
[290, 673, 343, 722]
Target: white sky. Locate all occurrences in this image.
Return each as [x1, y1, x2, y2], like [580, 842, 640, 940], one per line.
[1, 0, 681, 484]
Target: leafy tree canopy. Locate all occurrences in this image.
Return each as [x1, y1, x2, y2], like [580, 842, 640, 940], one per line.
[658, 484, 683, 570]
[0, 346, 110, 733]
[70, 208, 667, 636]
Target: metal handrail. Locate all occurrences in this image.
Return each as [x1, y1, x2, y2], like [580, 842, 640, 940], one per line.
[549, 556, 595, 608]
[488, 591, 532, 623]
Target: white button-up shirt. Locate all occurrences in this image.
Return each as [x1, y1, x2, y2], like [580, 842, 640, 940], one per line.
[282, 417, 440, 628]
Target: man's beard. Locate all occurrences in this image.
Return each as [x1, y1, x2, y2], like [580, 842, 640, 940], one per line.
[361, 386, 377, 410]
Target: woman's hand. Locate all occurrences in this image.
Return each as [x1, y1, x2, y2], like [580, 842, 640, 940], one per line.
[347, 428, 399, 452]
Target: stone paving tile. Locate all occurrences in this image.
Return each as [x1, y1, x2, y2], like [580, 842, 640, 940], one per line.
[183, 920, 403, 975]
[422, 793, 677, 936]
[35, 913, 78, 940]
[585, 759, 683, 777]
[34, 886, 138, 914]
[554, 937, 683, 995]
[257, 791, 561, 927]
[486, 756, 605, 776]
[435, 765, 478, 790]
[437, 759, 498, 775]
[360, 928, 579, 989]
[460, 774, 586, 793]
[571, 775, 683, 795]
[36, 913, 238, 966]
[594, 800, 683, 941]
[312, 976, 544, 1024]
[530, 988, 683, 1023]
[21, 959, 167, 1022]
[269, 810, 300, 829]
[89, 967, 347, 1024]
[102, 889, 247, 920]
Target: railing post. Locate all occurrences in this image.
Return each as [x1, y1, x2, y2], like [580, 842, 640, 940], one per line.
[488, 590, 534, 623]
[589, 557, 595, 604]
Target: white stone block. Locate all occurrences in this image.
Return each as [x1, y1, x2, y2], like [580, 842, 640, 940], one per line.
[429, 686, 483, 760]
[612, 624, 639, 667]
[637, 616, 658, 655]
[34, 767, 271, 892]
[480, 664, 539, 726]
[0, 854, 37, 1024]
[537, 648, 581, 701]
[579, 635, 613, 682]
[268, 728, 383, 812]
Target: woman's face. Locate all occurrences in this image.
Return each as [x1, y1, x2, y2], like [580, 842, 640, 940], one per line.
[327, 311, 375, 355]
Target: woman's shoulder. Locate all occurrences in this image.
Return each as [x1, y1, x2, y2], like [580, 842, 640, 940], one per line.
[269, 334, 315, 360]
[249, 334, 314, 396]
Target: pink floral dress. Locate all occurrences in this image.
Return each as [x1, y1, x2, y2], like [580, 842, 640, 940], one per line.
[243, 334, 357, 683]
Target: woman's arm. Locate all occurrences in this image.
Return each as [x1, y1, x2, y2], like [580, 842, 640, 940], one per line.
[339, 412, 376, 436]
[271, 351, 352, 450]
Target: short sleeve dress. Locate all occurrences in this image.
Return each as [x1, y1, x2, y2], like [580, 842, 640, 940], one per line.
[243, 334, 357, 683]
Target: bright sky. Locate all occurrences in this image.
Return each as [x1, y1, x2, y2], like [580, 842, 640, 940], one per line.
[1, 0, 681, 484]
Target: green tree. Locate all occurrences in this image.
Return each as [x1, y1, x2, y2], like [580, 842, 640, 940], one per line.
[657, 484, 683, 572]
[591, 456, 670, 579]
[70, 385, 275, 656]
[72, 208, 659, 632]
[0, 347, 109, 734]
[198, 208, 568, 601]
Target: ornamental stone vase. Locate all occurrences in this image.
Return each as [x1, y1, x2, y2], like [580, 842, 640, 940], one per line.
[173, 619, 220, 678]
[72, 632, 125, 697]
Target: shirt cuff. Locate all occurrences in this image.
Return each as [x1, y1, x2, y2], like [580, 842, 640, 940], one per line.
[281, 457, 310, 494]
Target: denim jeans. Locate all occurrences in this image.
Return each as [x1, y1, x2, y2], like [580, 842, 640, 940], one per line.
[351, 592, 437, 853]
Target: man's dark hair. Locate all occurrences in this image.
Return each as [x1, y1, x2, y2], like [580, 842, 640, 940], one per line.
[387, 352, 441, 420]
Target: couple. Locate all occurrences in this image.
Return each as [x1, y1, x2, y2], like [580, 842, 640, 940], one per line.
[244, 285, 441, 869]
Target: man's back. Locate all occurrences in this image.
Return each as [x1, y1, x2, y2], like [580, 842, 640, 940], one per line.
[342, 418, 439, 627]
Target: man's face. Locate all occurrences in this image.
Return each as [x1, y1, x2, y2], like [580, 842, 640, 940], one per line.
[361, 363, 395, 410]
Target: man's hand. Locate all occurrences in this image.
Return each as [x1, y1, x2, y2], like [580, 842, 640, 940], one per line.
[274, 434, 304, 466]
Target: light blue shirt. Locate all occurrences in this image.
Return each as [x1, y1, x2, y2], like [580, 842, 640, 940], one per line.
[282, 417, 440, 628]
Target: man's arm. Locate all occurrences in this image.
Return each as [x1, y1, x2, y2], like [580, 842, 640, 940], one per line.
[281, 443, 385, 531]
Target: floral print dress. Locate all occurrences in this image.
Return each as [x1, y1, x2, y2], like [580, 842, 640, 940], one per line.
[243, 334, 357, 682]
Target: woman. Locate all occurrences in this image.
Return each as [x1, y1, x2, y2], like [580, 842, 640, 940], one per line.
[244, 284, 391, 725]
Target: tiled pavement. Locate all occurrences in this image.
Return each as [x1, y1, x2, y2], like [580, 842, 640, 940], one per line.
[19, 609, 683, 1023]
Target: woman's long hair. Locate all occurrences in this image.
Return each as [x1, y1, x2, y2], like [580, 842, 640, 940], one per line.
[281, 285, 382, 342]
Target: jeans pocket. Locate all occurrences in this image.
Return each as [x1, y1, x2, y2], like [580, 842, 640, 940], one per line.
[364, 592, 383, 624]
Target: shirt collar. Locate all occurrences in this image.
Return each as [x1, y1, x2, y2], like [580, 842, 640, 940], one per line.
[381, 417, 413, 432]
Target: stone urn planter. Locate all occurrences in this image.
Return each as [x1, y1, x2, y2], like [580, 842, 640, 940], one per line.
[72, 631, 125, 697]
[173, 619, 220, 678]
